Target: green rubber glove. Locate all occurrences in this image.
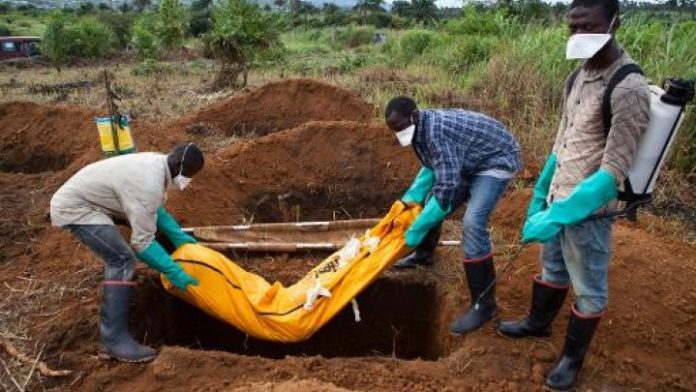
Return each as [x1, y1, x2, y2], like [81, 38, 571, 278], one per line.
[137, 241, 199, 290]
[522, 168, 618, 243]
[405, 197, 451, 247]
[402, 166, 435, 205]
[157, 207, 197, 248]
[527, 153, 557, 218]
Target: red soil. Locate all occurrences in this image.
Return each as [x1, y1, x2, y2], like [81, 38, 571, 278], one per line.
[0, 79, 694, 391]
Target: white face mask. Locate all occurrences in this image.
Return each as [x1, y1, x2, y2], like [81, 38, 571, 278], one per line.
[396, 124, 415, 147]
[173, 143, 193, 191]
[173, 174, 192, 191]
[566, 15, 617, 60]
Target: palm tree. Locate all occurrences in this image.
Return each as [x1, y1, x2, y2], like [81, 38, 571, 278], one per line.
[354, 0, 386, 25]
[410, 0, 438, 25]
[391, 0, 412, 17]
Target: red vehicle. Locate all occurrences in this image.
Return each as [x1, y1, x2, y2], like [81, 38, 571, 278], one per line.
[0, 36, 41, 61]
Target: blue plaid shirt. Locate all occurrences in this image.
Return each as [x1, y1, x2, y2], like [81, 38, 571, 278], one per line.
[413, 109, 522, 210]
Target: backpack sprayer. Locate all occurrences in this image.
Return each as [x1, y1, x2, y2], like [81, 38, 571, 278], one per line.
[474, 75, 695, 310]
[95, 70, 136, 157]
[614, 78, 695, 220]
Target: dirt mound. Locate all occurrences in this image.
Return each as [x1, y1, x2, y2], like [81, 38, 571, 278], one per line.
[0, 101, 198, 263]
[0, 102, 103, 174]
[175, 79, 376, 138]
[0, 101, 187, 174]
[172, 120, 419, 224]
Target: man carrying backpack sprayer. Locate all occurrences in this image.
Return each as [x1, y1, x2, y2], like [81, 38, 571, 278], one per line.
[497, 0, 651, 390]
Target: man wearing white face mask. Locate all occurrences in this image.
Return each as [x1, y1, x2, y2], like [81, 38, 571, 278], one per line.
[385, 96, 521, 336]
[50, 143, 205, 363]
[498, 0, 650, 390]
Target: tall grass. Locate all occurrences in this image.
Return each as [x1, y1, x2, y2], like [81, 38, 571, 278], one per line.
[278, 11, 696, 209]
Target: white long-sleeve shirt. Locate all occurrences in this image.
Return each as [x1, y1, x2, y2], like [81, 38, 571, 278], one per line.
[50, 153, 172, 252]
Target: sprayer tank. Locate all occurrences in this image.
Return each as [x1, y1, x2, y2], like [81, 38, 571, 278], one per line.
[626, 85, 686, 195]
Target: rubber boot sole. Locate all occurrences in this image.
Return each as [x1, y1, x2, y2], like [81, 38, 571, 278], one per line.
[98, 351, 156, 363]
[450, 309, 498, 337]
[542, 384, 576, 392]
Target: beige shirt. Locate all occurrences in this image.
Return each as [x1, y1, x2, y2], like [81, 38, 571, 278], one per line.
[549, 51, 650, 205]
[50, 153, 172, 252]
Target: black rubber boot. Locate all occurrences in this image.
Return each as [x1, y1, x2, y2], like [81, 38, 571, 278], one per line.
[450, 255, 496, 335]
[99, 282, 157, 363]
[498, 276, 569, 338]
[545, 306, 602, 391]
[393, 224, 442, 269]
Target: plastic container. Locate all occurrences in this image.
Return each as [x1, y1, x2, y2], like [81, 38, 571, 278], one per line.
[626, 79, 693, 195]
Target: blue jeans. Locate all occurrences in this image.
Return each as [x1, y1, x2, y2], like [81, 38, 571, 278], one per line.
[460, 175, 510, 260]
[540, 217, 613, 314]
[66, 224, 136, 281]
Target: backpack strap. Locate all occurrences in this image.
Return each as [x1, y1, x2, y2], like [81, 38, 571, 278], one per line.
[602, 63, 644, 135]
[602, 63, 645, 203]
[566, 68, 581, 98]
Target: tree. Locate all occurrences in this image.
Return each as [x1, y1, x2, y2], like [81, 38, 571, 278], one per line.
[77, 1, 95, 14]
[410, 0, 438, 24]
[391, 0, 411, 17]
[41, 12, 70, 71]
[119, 2, 133, 12]
[205, 0, 283, 88]
[41, 11, 116, 71]
[190, 0, 214, 37]
[133, 0, 152, 12]
[156, 0, 189, 58]
[289, 0, 318, 25]
[323, 2, 349, 26]
[0, 2, 12, 13]
[132, 12, 159, 59]
[354, 0, 385, 25]
[99, 11, 136, 49]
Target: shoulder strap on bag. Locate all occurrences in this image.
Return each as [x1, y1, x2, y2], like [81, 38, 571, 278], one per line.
[603, 63, 645, 204]
[603, 63, 644, 136]
[566, 68, 581, 98]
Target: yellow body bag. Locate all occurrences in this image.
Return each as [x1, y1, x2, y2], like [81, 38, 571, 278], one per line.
[163, 201, 421, 343]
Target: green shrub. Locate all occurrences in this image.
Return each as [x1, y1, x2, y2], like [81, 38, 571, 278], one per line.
[0, 23, 10, 35]
[445, 7, 518, 37]
[366, 12, 391, 28]
[41, 12, 116, 70]
[132, 13, 159, 60]
[433, 35, 499, 74]
[282, 29, 332, 55]
[98, 11, 135, 49]
[332, 26, 375, 49]
[399, 29, 440, 59]
[190, 0, 213, 37]
[41, 12, 69, 69]
[156, 0, 190, 53]
[206, 0, 284, 87]
[69, 19, 117, 58]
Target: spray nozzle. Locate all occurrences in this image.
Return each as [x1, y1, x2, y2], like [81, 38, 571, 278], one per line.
[662, 78, 695, 106]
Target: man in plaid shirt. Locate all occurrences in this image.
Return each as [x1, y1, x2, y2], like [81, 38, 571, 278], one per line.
[385, 96, 521, 335]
